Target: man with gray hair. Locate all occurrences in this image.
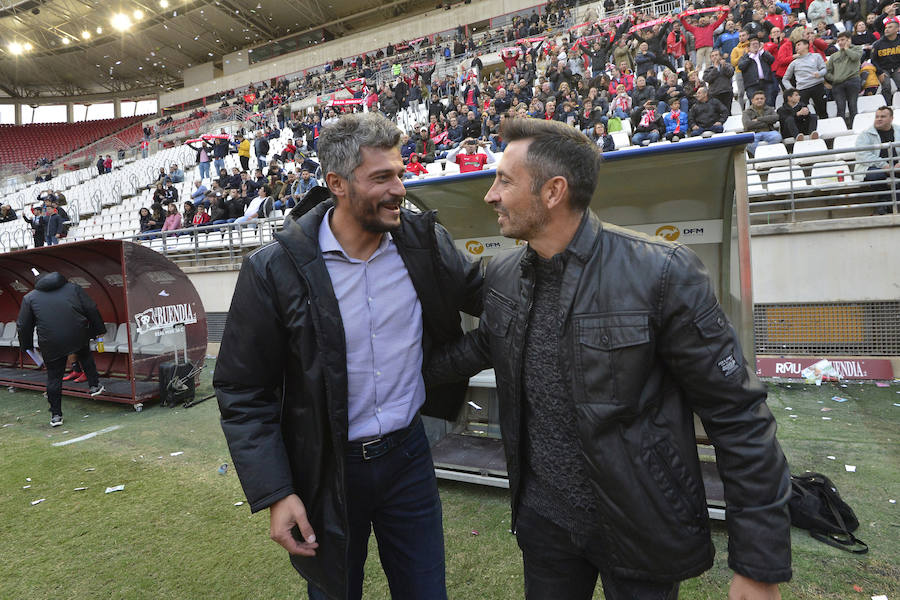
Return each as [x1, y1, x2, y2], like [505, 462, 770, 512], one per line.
[214, 111, 482, 600]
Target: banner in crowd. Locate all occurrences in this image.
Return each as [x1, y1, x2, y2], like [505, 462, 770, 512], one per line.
[243, 93, 256, 104]
[329, 98, 364, 106]
[516, 36, 546, 44]
[411, 61, 435, 69]
[680, 6, 729, 16]
[628, 16, 672, 33]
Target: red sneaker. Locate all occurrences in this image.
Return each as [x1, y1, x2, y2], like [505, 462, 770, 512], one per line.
[74, 373, 88, 383]
[63, 371, 83, 381]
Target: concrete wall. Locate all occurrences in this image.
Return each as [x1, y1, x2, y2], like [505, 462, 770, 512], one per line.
[750, 216, 900, 304]
[187, 216, 900, 329]
[160, 0, 540, 108]
[184, 63, 217, 88]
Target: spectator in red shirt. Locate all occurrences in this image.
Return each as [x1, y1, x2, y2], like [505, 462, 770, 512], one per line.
[192, 205, 211, 226]
[666, 21, 688, 71]
[405, 153, 429, 177]
[680, 8, 729, 71]
[444, 138, 497, 172]
[103, 155, 113, 172]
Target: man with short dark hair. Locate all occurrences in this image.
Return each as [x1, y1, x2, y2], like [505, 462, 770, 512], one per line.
[826, 31, 863, 125]
[777, 88, 819, 141]
[742, 90, 782, 154]
[856, 105, 900, 214]
[738, 37, 776, 106]
[427, 117, 793, 600]
[215, 111, 482, 600]
[17, 272, 107, 427]
[872, 17, 900, 105]
[783, 39, 828, 117]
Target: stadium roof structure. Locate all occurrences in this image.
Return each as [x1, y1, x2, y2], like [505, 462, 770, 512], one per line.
[0, 0, 430, 101]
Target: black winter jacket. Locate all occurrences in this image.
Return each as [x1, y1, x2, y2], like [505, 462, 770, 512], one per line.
[689, 98, 730, 129]
[427, 211, 793, 585]
[17, 272, 106, 361]
[214, 200, 483, 600]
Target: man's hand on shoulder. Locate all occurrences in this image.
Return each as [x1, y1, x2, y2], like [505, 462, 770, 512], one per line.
[269, 493, 319, 557]
[729, 574, 781, 600]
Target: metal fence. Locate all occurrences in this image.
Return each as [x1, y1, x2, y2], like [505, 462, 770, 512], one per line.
[746, 141, 900, 223]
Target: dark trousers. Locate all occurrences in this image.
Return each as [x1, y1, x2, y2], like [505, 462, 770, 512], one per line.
[831, 76, 861, 124]
[781, 112, 818, 139]
[798, 83, 828, 118]
[45, 345, 100, 416]
[713, 92, 732, 112]
[307, 418, 447, 600]
[239, 155, 249, 170]
[745, 80, 779, 107]
[864, 166, 897, 214]
[515, 504, 680, 600]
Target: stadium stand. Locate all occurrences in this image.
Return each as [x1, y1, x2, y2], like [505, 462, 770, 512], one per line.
[0, 116, 144, 169]
[2, 0, 899, 258]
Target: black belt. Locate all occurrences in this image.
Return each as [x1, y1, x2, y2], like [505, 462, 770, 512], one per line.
[346, 415, 420, 461]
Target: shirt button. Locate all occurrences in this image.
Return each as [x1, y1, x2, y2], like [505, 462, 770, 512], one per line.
[601, 334, 610, 345]
[372, 334, 376, 339]
[376, 371, 381, 376]
[377, 408, 382, 413]
[368, 297, 373, 302]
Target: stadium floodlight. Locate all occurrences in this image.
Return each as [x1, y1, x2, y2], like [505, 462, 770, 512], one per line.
[96, 26, 103, 33]
[61, 37, 70, 45]
[82, 30, 91, 39]
[111, 13, 132, 31]
[23, 42, 33, 50]
[133, 9, 144, 19]
[159, 0, 169, 7]
[8, 42, 23, 55]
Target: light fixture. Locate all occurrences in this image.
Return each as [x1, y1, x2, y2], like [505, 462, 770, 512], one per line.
[82, 30, 91, 39]
[133, 9, 144, 19]
[8, 42, 23, 55]
[23, 42, 33, 50]
[111, 13, 132, 31]
[61, 37, 70, 45]
[159, 0, 169, 7]
[96, 26, 103, 33]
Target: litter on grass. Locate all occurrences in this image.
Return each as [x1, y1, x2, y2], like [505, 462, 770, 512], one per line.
[785, 407, 793, 411]
[26, 477, 31, 481]
[170, 451, 184, 456]
[821, 407, 832, 412]
[22, 485, 31, 489]
[30, 499, 45, 505]
[845, 465, 857, 472]
[104, 485, 125, 493]
[827, 456, 836, 460]
[890, 500, 896, 504]
[822, 417, 832, 420]
[832, 396, 848, 403]
[234, 502, 244, 506]
[871, 596, 888, 600]
[802, 359, 841, 385]
[789, 415, 798, 418]
[876, 382, 889, 387]
[84, 468, 95, 472]
[74, 487, 87, 491]
[471, 530, 479, 536]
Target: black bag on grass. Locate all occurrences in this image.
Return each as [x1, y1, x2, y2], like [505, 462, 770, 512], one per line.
[789, 472, 868, 554]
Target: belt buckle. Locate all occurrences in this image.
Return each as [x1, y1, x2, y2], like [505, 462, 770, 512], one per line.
[361, 438, 382, 461]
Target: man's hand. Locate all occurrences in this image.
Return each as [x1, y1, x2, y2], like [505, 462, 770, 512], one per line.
[729, 574, 781, 600]
[269, 493, 319, 557]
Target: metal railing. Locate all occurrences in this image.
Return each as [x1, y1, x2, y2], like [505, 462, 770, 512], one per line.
[746, 141, 900, 223]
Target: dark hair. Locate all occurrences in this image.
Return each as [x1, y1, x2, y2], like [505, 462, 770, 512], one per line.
[782, 87, 800, 102]
[795, 38, 809, 48]
[837, 31, 852, 39]
[500, 118, 602, 211]
[752, 89, 766, 99]
[877, 105, 894, 116]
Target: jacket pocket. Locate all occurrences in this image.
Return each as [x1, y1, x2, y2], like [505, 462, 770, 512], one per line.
[573, 313, 652, 405]
[647, 440, 707, 536]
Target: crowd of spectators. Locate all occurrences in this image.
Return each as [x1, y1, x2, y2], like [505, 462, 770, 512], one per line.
[128, 0, 900, 234]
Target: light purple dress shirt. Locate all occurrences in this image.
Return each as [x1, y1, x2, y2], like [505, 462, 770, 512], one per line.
[319, 208, 426, 441]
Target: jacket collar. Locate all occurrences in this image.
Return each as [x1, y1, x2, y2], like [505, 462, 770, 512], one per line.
[274, 198, 436, 266]
[520, 209, 603, 269]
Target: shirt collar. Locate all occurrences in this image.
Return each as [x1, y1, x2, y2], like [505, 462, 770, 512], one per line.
[318, 207, 392, 259]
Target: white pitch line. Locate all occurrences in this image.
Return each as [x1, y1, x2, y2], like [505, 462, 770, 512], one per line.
[51, 425, 122, 447]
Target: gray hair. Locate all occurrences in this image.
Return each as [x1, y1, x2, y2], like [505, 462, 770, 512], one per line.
[317, 112, 401, 182]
